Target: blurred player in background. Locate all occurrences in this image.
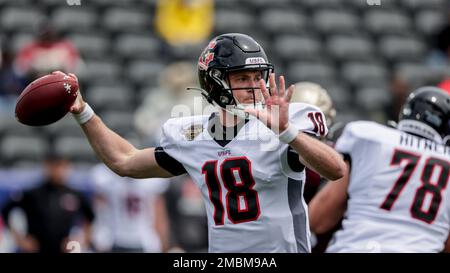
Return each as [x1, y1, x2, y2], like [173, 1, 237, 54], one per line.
[0, 153, 94, 253]
[0, 217, 3, 244]
[14, 21, 82, 83]
[291, 82, 338, 143]
[290, 82, 338, 203]
[291, 82, 342, 253]
[164, 175, 208, 253]
[439, 78, 450, 95]
[67, 33, 346, 252]
[0, 38, 27, 114]
[90, 164, 169, 253]
[309, 86, 450, 252]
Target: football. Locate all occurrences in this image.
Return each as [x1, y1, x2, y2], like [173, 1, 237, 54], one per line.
[15, 71, 79, 126]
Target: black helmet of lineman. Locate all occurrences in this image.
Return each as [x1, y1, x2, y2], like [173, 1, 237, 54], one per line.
[198, 33, 274, 117]
[398, 86, 450, 144]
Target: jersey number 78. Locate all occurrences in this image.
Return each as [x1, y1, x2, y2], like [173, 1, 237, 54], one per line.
[380, 149, 450, 224]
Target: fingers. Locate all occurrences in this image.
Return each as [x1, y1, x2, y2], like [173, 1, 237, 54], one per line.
[51, 71, 79, 83]
[269, 73, 277, 96]
[52, 71, 66, 76]
[285, 84, 294, 102]
[265, 73, 291, 101]
[69, 90, 85, 114]
[69, 96, 79, 113]
[259, 79, 270, 102]
[268, 73, 288, 98]
[68, 73, 78, 82]
[279, 76, 285, 97]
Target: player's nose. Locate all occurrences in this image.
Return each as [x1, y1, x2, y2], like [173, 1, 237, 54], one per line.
[247, 79, 259, 90]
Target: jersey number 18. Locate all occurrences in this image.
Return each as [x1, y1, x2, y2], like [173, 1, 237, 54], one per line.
[202, 157, 261, 225]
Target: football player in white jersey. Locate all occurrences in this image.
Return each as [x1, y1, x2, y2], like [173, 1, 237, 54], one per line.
[309, 87, 450, 253]
[66, 33, 346, 253]
[90, 164, 169, 252]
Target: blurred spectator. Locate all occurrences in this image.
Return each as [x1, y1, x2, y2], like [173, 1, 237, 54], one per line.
[385, 73, 411, 123]
[438, 78, 450, 94]
[14, 22, 83, 83]
[155, 0, 214, 46]
[0, 153, 94, 253]
[427, 8, 450, 69]
[0, 217, 3, 243]
[134, 61, 214, 145]
[0, 39, 27, 114]
[164, 175, 208, 253]
[90, 164, 170, 253]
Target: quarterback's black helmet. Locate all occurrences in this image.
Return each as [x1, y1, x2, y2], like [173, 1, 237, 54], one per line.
[398, 86, 450, 143]
[197, 33, 274, 114]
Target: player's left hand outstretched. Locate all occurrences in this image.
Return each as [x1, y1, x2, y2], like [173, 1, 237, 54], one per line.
[245, 73, 294, 133]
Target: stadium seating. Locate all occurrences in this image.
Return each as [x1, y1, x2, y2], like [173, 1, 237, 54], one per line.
[102, 7, 150, 33]
[415, 9, 447, 36]
[313, 9, 360, 35]
[274, 35, 323, 62]
[1, 0, 449, 166]
[51, 7, 97, 33]
[287, 61, 337, 85]
[259, 9, 308, 35]
[214, 9, 255, 35]
[364, 10, 412, 35]
[1, 7, 44, 32]
[67, 33, 111, 58]
[86, 83, 134, 112]
[326, 34, 375, 62]
[53, 135, 97, 162]
[1, 135, 49, 164]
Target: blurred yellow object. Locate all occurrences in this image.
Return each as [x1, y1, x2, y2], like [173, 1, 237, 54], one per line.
[155, 0, 214, 46]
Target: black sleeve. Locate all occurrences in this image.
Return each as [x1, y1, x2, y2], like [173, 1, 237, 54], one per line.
[287, 146, 305, 173]
[305, 132, 319, 139]
[154, 146, 188, 176]
[286, 132, 322, 173]
[342, 153, 352, 172]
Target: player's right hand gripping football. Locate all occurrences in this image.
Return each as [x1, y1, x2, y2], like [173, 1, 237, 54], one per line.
[66, 73, 87, 114]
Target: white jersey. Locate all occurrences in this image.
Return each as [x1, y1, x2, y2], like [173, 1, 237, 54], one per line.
[160, 103, 328, 253]
[91, 164, 168, 252]
[327, 121, 450, 253]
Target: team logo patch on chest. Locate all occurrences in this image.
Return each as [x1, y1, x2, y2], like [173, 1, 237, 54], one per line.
[183, 124, 204, 141]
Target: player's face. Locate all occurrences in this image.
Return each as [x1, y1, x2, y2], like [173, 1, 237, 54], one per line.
[228, 70, 264, 105]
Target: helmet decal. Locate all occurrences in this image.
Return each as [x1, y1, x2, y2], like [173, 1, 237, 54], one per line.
[198, 40, 216, 70]
[245, 57, 266, 65]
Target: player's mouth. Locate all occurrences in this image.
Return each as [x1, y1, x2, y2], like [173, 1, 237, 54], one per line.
[241, 99, 256, 104]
